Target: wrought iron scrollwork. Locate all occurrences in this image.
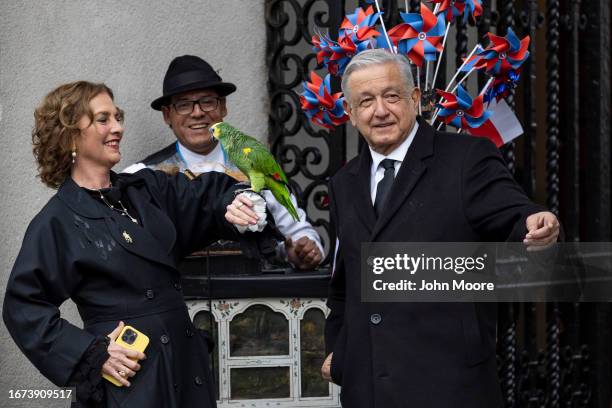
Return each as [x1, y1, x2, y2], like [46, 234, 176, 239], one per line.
[455, 17, 468, 68]
[266, 0, 345, 262]
[547, 303, 561, 408]
[498, 304, 518, 407]
[546, 0, 560, 216]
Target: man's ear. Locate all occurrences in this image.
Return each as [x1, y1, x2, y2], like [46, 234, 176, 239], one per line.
[162, 106, 171, 126]
[343, 99, 356, 126]
[219, 98, 228, 119]
[411, 87, 422, 109]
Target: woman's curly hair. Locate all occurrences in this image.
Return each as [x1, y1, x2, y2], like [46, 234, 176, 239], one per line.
[32, 81, 114, 188]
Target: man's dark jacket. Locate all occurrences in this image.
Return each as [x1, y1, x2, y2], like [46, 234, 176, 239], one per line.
[325, 120, 543, 408]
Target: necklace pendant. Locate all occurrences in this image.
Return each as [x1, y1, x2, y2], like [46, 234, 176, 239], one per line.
[122, 231, 133, 244]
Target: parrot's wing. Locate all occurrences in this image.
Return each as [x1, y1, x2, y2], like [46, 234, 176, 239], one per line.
[234, 134, 298, 221]
[240, 138, 290, 185]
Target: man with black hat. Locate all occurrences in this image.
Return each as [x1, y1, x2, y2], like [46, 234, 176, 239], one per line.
[123, 55, 323, 269]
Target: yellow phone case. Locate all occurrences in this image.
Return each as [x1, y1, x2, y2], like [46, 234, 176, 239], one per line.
[102, 325, 150, 387]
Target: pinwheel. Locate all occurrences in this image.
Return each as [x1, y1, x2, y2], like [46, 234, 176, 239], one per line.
[300, 72, 349, 130]
[471, 28, 530, 76]
[312, 35, 333, 67]
[327, 33, 374, 76]
[432, 0, 483, 23]
[339, 6, 381, 41]
[312, 31, 374, 76]
[435, 85, 492, 129]
[484, 69, 522, 103]
[388, 3, 446, 66]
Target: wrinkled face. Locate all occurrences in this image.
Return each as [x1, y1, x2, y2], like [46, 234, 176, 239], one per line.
[75, 92, 124, 171]
[162, 88, 227, 154]
[344, 62, 420, 156]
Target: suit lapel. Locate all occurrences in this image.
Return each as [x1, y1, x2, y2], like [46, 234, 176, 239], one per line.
[348, 146, 377, 234]
[371, 120, 434, 240]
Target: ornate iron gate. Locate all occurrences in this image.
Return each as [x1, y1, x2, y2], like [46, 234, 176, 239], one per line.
[265, 0, 611, 407]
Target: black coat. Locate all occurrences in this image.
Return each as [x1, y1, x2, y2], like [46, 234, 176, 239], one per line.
[325, 121, 543, 408]
[3, 169, 240, 407]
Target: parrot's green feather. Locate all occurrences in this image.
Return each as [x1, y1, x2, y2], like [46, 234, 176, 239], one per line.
[266, 176, 300, 221]
[214, 122, 299, 221]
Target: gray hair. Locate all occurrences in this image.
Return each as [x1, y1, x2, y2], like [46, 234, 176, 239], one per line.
[341, 49, 415, 102]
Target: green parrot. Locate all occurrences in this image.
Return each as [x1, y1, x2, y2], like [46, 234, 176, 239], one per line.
[209, 122, 299, 221]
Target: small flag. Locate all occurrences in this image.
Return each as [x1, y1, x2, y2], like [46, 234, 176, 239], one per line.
[466, 99, 523, 147]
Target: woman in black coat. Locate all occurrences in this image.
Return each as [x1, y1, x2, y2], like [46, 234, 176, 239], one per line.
[3, 81, 260, 407]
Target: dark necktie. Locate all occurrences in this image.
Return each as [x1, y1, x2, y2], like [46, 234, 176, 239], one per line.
[374, 159, 396, 217]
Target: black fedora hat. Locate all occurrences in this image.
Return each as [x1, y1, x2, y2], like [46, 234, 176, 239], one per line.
[151, 55, 237, 110]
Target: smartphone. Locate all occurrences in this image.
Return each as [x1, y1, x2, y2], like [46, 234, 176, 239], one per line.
[103, 325, 150, 387]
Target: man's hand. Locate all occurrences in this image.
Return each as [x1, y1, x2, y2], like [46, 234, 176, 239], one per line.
[286, 236, 322, 270]
[524, 211, 560, 251]
[321, 352, 333, 382]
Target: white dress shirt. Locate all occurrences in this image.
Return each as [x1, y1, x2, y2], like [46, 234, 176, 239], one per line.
[369, 122, 419, 204]
[332, 123, 419, 277]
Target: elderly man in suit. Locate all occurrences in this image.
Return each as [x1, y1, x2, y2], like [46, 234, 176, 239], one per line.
[320, 49, 560, 407]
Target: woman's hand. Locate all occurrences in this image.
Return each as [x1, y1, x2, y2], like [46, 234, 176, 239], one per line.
[101, 321, 146, 387]
[225, 194, 259, 226]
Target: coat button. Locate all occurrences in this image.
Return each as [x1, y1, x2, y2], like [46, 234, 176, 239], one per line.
[160, 334, 169, 344]
[194, 376, 203, 386]
[370, 313, 382, 325]
[173, 282, 182, 290]
[186, 328, 194, 337]
[145, 289, 154, 299]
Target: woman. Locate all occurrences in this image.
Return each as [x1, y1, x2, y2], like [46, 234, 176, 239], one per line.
[3, 81, 259, 407]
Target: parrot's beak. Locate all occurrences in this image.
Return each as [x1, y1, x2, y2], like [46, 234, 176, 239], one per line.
[209, 125, 218, 143]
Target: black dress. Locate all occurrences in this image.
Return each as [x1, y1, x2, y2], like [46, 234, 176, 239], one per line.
[3, 169, 242, 407]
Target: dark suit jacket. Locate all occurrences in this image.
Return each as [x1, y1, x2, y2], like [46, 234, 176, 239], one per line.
[325, 120, 543, 408]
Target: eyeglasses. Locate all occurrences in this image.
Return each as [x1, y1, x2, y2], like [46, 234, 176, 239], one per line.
[170, 97, 221, 115]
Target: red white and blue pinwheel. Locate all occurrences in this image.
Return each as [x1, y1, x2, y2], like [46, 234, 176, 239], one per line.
[313, 35, 333, 68]
[388, 3, 446, 66]
[339, 6, 381, 41]
[327, 33, 374, 76]
[471, 28, 530, 76]
[432, 0, 483, 23]
[435, 85, 492, 129]
[300, 72, 349, 130]
[484, 69, 522, 103]
[313, 26, 375, 77]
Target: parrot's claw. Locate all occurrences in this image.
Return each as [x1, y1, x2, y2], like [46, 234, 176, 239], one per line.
[233, 187, 265, 200]
[233, 190, 269, 234]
